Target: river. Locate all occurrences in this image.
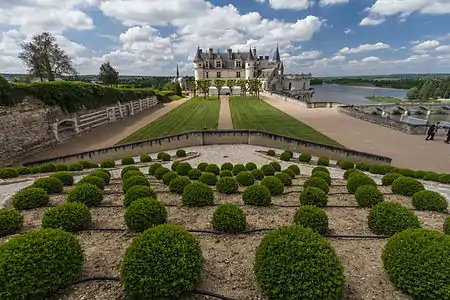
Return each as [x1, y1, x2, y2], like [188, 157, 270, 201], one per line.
[312, 84, 407, 105]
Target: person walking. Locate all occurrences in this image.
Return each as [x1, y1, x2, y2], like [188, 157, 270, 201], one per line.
[445, 127, 450, 144]
[425, 122, 440, 141]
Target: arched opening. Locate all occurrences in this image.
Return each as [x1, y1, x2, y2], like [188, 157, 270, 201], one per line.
[57, 120, 77, 141]
[288, 82, 292, 90]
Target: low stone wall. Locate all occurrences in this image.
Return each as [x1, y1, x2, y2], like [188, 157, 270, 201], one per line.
[262, 92, 335, 108]
[23, 130, 392, 166]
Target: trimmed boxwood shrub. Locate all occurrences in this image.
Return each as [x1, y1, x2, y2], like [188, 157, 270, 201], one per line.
[312, 166, 330, 175]
[68, 163, 83, 171]
[0, 229, 84, 300]
[317, 157, 330, 166]
[55, 164, 68, 171]
[171, 161, 180, 172]
[412, 190, 448, 212]
[123, 176, 150, 192]
[293, 205, 329, 234]
[160, 153, 171, 161]
[205, 164, 220, 175]
[42, 202, 92, 232]
[311, 171, 331, 185]
[251, 169, 264, 180]
[355, 162, 370, 171]
[122, 156, 135, 165]
[50, 172, 74, 186]
[261, 164, 275, 176]
[413, 170, 427, 179]
[124, 198, 167, 232]
[16, 167, 31, 175]
[157, 152, 165, 159]
[304, 177, 329, 194]
[280, 151, 292, 161]
[391, 176, 425, 197]
[216, 177, 239, 194]
[397, 168, 415, 178]
[124, 185, 157, 208]
[162, 171, 178, 185]
[381, 173, 402, 186]
[78, 175, 105, 190]
[197, 162, 208, 171]
[169, 176, 191, 194]
[121, 225, 203, 299]
[176, 149, 186, 157]
[298, 153, 312, 163]
[32, 177, 63, 194]
[439, 174, 450, 184]
[368, 202, 420, 236]
[121, 166, 140, 178]
[0, 209, 23, 236]
[445, 217, 450, 235]
[140, 154, 152, 163]
[269, 161, 281, 172]
[261, 176, 284, 196]
[382, 228, 450, 299]
[346, 173, 376, 194]
[79, 160, 98, 169]
[355, 185, 384, 207]
[122, 170, 145, 182]
[267, 149, 276, 156]
[242, 184, 271, 206]
[155, 167, 170, 180]
[344, 168, 360, 180]
[300, 187, 328, 206]
[281, 168, 296, 179]
[100, 159, 115, 168]
[199, 172, 218, 186]
[181, 182, 214, 207]
[185, 168, 200, 180]
[254, 226, 344, 299]
[423, 172, 440, 181]
[212, 203, 246, 233]
[39, 163, 57, 173]
[30, 166, 40, 174]
[288, 164, 300, 175]
[235, 171, 255, 186]
[339, 160, 354, 170]
[243, 162, 256, 171]
[232, 164, 247, 176]
[221, 162, 233, 171]
[90, 169, 111, 185]
[176, 162, 192, 176]
[12, 187, 49, 210]
[368, 164, 387, 175]
[220, 170, 234, 178]
[68, 183, 103, 207]
[275, 172, 292, 186]
[148, 163, 163, 176]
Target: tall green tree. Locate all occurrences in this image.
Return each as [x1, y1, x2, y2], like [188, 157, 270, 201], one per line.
[197, 79, 212, 100]
[213, 79, 226, 99]
[226, 79, 236, 96]
[187, 78, 197, 97]
[18, 32, 76, 81]
[407, 87, 419, 100]
[99, 62, 119, 87]
[237, 79, 248, 97]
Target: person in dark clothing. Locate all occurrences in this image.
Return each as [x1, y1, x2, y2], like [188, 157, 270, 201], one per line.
[425, 122, 440, 141]
[445, 127, 450, 144]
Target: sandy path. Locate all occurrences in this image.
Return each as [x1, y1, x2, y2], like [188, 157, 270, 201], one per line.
[261, 93, 450, 173]
[24, 98, 190, 162]
[218, 96, 233, 129]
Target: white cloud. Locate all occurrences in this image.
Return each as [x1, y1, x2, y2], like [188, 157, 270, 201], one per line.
[267, 0, 311, 10]
[435, 45, 450, 51]
[359, 17, 385, 26]
[319, 0, 349, 6]
[330, 55, 346, 62]
[361, 56, 381, 63]
[344, 28, 352, 34]
[339, 42, 390, 54]
[412, 40, 440, 52]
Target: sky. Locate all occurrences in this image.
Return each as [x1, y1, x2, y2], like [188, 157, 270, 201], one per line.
[1, 0, 450, 77]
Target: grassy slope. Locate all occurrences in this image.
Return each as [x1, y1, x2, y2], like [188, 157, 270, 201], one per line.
[119, 97, 220, 144]
[229, 96, 342, 147]
[365, 96, 403, 103]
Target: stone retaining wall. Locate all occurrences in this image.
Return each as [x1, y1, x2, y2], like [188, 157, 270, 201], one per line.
[23, 130, 392, 166]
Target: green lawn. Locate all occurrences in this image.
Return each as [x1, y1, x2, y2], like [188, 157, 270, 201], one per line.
[229, 96, 342, 147]
[119, 97, 220, 144]
[365, 95, 403, 103]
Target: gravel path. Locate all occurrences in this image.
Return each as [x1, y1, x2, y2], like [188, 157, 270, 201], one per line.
[218, 96, 233, 129]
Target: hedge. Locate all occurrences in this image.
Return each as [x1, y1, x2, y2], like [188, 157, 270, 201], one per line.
[0, 168, 19, 179]
[212, 203, 246, 233]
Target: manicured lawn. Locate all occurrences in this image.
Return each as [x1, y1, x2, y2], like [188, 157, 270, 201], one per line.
[365, 96, 403, 103]
[229, 96, 342, 147]
[119, 97, 220, 143]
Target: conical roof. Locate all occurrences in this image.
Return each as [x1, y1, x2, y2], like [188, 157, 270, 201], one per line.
[194, 46, 203, 62]
[272, 44, 281, 62]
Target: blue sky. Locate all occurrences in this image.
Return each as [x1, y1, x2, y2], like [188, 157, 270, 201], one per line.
[1, 0, 450, 76]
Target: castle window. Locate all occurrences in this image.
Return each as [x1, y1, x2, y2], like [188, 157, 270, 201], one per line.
[217, 72, 221, 78]
[236, 71, 241, 78]
[206, 72, 209, 78]
[236, 61, 241, 68]
[216, 61, 222, 68]
[205, 61, 209, 68]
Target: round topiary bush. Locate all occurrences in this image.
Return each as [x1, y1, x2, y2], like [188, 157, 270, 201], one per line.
[122, 170, 145, 182]
[368, 164, 387, 175]
[216, 177, 238, 194]
[79, 160, 98, 169]
[0, 228, 84, 300]
[197, 162, 208, 171]
[232, 164, 247, 176]
[267, 149, 276, 156]
[275, 172, 292, 186]
[30, 166, 40, 174]
[176, 162, 192, 176]
[68, 183, 103, 207]
[304, 177, 330, 194]
[161, 153, 172, 161]
[444, 217, 450, 235]
[281, 168, 296, 179]
[293, 205, 329, 234]
[181, 182, 214, 207]
[245, 162, 257, 171]
[205, 164, 220, 175]
[251, 169, 264, 180]
[412, 190, 448, 212]
[343, 168, 360, 180]
[169, 176, 191, 194]
[339, 160, 354, 170]
[32, 177, 63, 194]
[199, 172, 218, 186]
[220, 170, 234, 178]
[55, 164, 68, 171]
[261, 176, 284, 196]
[124, 185, 157, 207]
[68, 163, 83, 171]
[397, 168, 415, 178]
[317, 157, 330, 166]
[355, 185, 384, 207]
[121, 225, 203, 299]
[280, 151, 292, 161]
[155, 167, 171, 180]
[242, 184, 271, 206]
[288, 164, 300, 175]
[298, 153, 312, 164]
[176, 149, 186, 157]
[123, 176, 150, 193]
[423, 172, 440, 181]
[171, 161, 180, 172]
[254, 226, 344, 299]
[261, 164, 275, 176]
[39, 163, 57, 173]
[42, 202, 92, 232]
[140, 154, 152, 163]
[16, 167, 31, 175]
[100, 159, 115, 168]
[11, 187, 49, 210]
[78, 175, 105, 190]
[299, 187, 328, 206]
[124, 198, 167, 232]
[235, 171, 255, 186]
[391, 176, 425, 197]
[121, 166, 140, 178]
[381, 173, 402, 186]
[312, 166, 330, 175]
[382, 228, 450, 299]
[355, 162, 370, 171]
[269, 161, 281, 172]
[368, 202, 420, 236]
[122, 156, 135, 165]
[212, 203, 246, 233]
[311, 171, 331, 185]
[162, 171, 178, 185]
[0, 209, 23, 236]
[157, 152, 165, 159]
[90, 169, 111, 185]
[346, 173, 376, 194]
[439, 174, 450, 184]
[148, 163, 163, 176]
[221, 162, 233, 171]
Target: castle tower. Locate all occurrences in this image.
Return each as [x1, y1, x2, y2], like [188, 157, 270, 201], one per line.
[245, 47, 255, 79]
[272, 43, 281, 62]
[193, 46, 203, 81]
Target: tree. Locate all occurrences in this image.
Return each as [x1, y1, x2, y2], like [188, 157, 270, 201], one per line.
[197, 79, 212, 100]
[99, 62, 119, 87]
[187, 78, 197, 97]
[226, 79, 236, 96]
[18, 32, 76, 81]
[407, 87, 419, 100]
[434, 87, 444, 99]
[174, 82, 182, 96]
[237, 79, 248, 97]
[213, 79, 226, 99]
[249, 79, 262, 99]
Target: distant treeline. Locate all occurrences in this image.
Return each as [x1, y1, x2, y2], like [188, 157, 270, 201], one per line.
[407, 78, 450, 100]
[310, 78, 323, 85]
[323, 78, 421, 90]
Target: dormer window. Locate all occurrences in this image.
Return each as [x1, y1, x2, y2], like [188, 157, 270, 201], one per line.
[216, 61, 222, 68]
[236, 60, 241, 68]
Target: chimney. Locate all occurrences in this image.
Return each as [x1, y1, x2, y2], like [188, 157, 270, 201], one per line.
[227, 48, 232, 59]
[209, 48, 213, 58]
[252, 47, 256, 58]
